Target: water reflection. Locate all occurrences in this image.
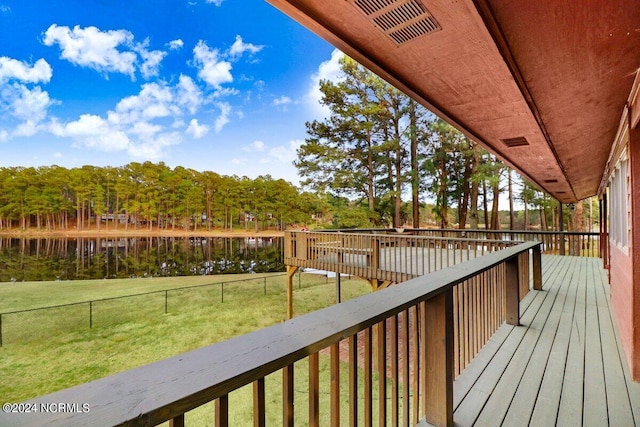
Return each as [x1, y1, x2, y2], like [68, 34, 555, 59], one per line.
[0, 237, 284, 282]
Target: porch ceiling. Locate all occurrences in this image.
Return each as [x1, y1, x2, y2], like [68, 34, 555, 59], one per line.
[267, 0, 640, 203]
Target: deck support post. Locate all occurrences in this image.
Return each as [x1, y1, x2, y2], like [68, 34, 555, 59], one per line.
[424, 289, 454, 427]
[533, 245, 542, 291]
[505, 256, 520, 326]
[286, 266, 299, 319]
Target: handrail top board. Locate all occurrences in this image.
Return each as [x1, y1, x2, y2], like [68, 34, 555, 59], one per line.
[288, 230, 523, 245]
[3, 241, 540, 427]
[306, 228, 599, 236]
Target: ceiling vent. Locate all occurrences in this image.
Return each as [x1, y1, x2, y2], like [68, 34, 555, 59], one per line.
[501, 136, 529, 148]
[543, 179, 559, 184]
[351, 0, 441, 45]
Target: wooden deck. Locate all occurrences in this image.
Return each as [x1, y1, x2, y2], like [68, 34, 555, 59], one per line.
[426, 255, 640, 426]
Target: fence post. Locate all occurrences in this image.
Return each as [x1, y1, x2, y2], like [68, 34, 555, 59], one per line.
[0, 313, 3, 347]
[221, 283, 224, 303]
[264, 277, 267, 296]
[165, 290, 168, 314]
[89, 301, 93, 329]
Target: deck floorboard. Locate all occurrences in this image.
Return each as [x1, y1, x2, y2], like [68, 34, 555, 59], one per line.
[449, 255, 638, 427]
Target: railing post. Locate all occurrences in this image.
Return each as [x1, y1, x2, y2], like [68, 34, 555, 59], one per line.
[371, 236, 380, 271]
[424, 288, 454, 427]
[533, 245, 542, 291]
[505, 257, 520, 326]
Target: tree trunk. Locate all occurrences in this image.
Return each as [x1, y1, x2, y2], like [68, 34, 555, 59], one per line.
[482, 180, 489, 229]
[409, 101, 420, 228]
[571, 202, 584, 256]
[508, 170, 515, 230]
[490, 181, 500, 230]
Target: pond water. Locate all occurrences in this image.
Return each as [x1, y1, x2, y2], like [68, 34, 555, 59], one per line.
[0, 237, 284, 282]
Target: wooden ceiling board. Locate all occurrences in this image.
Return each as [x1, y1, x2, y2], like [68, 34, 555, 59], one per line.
[267, 0, 640, 202]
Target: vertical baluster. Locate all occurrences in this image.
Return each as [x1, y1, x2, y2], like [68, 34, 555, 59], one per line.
[453, 284, 460, 377]
[253, 378, 265, 427]
[331, 343, 340, 427]
[169, 414, 184, 427]
[391, 314, 399, 427]
[412, 306, 420, 425]
[402, 310, 410, 427]
[309, 353, 320, 427]
[364, 327, 373, 427]
[283, 365, 294, 427]
[215, 395, 228, 427]
[377, 321, 387, 425]
[349, 334, 358, 427]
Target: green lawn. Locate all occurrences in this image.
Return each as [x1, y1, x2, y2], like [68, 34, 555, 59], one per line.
[0, 272, 401, 425]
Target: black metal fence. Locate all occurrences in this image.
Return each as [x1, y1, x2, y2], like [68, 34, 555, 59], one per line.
[0, 272, 336, 346]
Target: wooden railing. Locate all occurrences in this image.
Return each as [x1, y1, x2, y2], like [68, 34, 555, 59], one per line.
[5, 241, 541, 427]
[285, 231, 525, 284]
[314, 228, 600, 257]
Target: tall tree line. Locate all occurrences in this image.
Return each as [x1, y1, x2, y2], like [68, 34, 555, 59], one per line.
[296, 55, 513, 229]
[0, 163, 321, 232]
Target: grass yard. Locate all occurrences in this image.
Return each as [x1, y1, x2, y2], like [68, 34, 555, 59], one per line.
[0, 272, 392, 425]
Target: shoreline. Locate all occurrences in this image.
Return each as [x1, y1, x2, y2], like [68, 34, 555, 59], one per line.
[0, 228, 286, 238]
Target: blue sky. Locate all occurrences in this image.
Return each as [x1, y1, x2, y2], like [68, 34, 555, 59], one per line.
[0, 0, 343, 184]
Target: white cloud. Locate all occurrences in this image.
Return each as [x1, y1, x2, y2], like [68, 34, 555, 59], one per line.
[2, 84, 52, 122]
[243, 140, 265, 152]
[43, 24, 138, 78]
[168, 39, 184, 50]
[308, 49, 344, 116]
[53, 152, 63, 158]
[231, 157, 246, 165]
[0, 5, 10, 13]
[193, 40, 233, 88]
[214, 102, 231, 132]
[0, 57, 52, 83]
[269, 139, 303, 162]
[176, 75, 203, 114]
[0, 129, 8, 142]
[186, 118, 209, 139]
[134, 40, 167, 79]
[43, 24, 168, 80]
[273, 95, 291, 106]
[206, 0, 224, 5]
[114, 82, 176, 124]
[49, 79, 200, 159]
[228, 35, 264, 60]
